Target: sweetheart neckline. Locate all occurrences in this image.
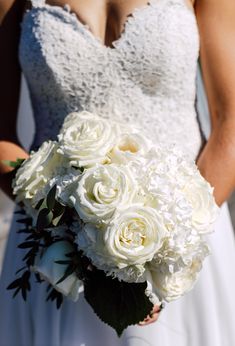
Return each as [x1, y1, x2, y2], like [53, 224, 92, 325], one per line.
[22, 0, 195, 51]
[23, 0, 156, 50]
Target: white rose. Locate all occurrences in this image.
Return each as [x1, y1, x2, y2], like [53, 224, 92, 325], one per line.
[150, 258, 202, 302]
[183, 173, 220, 234]
[103, 205, 167, 267]
[75, 205, 168, 280]
[70, 164, 138, 224]
[75, 222, 147, 283]
[108, 132, 150, 164]
[13, 141, 65, 206]
[57, 111, 119, 168]
[31, 241, 83, 301]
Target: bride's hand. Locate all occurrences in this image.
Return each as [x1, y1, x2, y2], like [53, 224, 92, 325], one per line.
[138, 304, 163, 326]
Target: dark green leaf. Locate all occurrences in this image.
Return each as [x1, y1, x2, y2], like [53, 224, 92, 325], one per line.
[22, 247, 37, 261]
[46, 185, 57, 210]
[51, 203, 65, 226]
[46, 287, 64, 309]
[7, 270, 31, 301]
[22, 288, 27, 301]
[15, 266, 27, 275]
[13, 287, 21, 298]
[14, 209, 26, 215]
[54, 260, 72, 265]
[18, 241, 37, 249]
[35, 199, 44, 210]
[56, 292, 64, 309]
[84, 270, 153, 337]
[7, 278, 22, 290]
[17, 218, 32, 225]
[36, 208, 53, 231]
[25, 234, 36, 241]
[56, 265, 75, 284]
[17, 228, 32, 234]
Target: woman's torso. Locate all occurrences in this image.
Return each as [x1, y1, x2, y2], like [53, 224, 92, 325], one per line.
[19, 0, 201, 157]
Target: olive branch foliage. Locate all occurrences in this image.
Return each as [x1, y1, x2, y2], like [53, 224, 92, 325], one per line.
[7, 184, 78, 308]
[7, 178, 154, 336]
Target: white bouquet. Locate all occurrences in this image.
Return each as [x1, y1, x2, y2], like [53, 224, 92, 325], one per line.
[7, 111, 219, 335]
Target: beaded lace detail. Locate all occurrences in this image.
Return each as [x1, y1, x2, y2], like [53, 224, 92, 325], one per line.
[19, 0, 201, 157]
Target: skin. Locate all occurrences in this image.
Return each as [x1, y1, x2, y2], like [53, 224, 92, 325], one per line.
[0, 0, 235, 326]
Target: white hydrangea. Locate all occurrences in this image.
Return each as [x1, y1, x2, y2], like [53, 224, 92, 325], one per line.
[148, 239, 209, 301]
[182, 172, 219, 234]
[150, 257, 203, 302]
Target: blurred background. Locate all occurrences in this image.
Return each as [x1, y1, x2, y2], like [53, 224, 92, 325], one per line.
[1, 74, 235, 271]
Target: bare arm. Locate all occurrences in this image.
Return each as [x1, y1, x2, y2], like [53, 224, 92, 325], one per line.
[0, 0, 29, 198]
[195, 0, 235, 206]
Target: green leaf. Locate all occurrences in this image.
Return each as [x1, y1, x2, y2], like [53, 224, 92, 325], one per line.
[35, 199, 44, 210]
[1, 158, 25, 168]
[15, 266, 27, 275]
[55, 264, 75, 284]
[52, 203, 65, 226]
[54, 260, 72, 265]
[84, 269, 154, 337]
[14, 209, 26, 215]
[46, 287, 64, 309]
[38, 199, 48, 211]
[7, 270, 31, 301]
[13, 287, 21, 298]
[46, 185, 57, 210]
[18, 241, 37, 249]
[17, 228, 32, 234]
[36, 208, 53, 231]
[7, 278, 22, 290]
[22, 248, 37, 261]
[17, 217, 32, 225]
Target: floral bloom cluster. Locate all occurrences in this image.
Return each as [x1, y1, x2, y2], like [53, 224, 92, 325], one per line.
[11, 111, 219, 333]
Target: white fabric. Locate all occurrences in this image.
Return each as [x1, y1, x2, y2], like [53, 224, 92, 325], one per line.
[0, 0, 235, 345]
[19, 0, 201, 156]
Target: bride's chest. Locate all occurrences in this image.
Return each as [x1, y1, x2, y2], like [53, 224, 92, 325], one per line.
[19, 0, 199, 96]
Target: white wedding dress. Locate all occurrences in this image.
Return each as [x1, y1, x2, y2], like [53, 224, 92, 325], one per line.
[1, 0, 235, 345]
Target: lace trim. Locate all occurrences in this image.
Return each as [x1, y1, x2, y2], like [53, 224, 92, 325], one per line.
[30, 0, 45, 6]
[24, 0, 192, 50]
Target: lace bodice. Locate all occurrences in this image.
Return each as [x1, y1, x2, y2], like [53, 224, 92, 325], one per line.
[19, 0, 201, 158]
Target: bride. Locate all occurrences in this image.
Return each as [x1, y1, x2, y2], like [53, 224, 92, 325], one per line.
[1, 0, 235, 345]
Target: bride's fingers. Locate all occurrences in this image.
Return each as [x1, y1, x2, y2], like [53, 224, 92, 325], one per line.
[138, 312, 159, 326]
[138, 304, 163, 326]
